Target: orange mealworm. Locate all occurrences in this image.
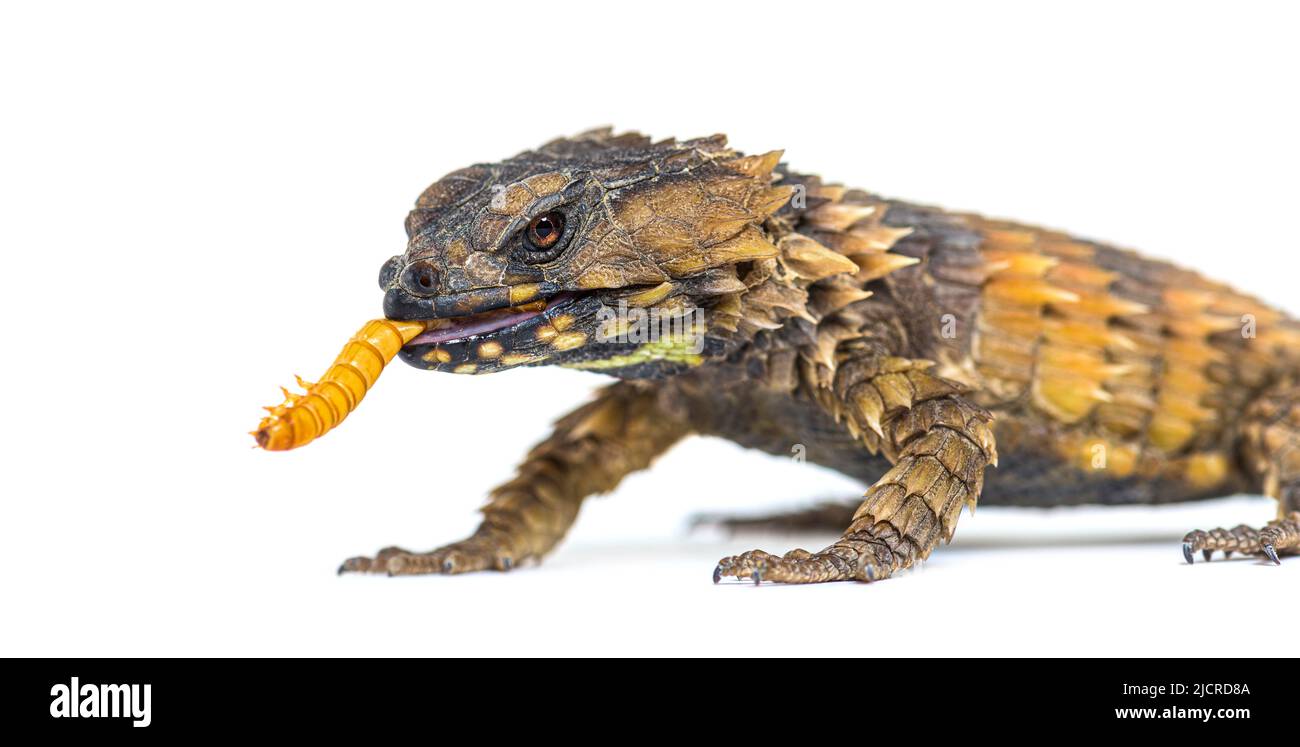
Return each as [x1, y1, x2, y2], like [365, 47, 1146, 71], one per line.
[253, 318, 426, 451]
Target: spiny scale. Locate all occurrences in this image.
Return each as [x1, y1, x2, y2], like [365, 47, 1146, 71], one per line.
[968, 214, 1300, 469]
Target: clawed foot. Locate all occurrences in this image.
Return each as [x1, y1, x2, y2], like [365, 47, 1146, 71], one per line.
[712, 546, 886, 585]
[1182, 513, 1299, 566]
[339, 537, 519, 576]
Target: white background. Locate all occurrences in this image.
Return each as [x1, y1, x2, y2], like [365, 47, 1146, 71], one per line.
[2, 1, 1297, 657]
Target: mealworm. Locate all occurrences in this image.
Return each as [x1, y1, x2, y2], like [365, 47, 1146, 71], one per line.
[253, 318, 426, 451]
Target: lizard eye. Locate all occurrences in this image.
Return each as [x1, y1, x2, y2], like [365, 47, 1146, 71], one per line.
[524, 211, 567, 253]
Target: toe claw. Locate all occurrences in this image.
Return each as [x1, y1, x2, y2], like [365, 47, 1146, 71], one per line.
[712, 565, 722, 584]
[1202, 549, 1213, 562]
[1264, 544, 1281, 565]
[1183, 542, 1195, 565]
[751, 569, 761, 586]
[337, 557, 369, 575]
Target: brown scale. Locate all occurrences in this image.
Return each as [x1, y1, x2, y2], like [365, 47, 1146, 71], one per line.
[961, 217, 1299, 496]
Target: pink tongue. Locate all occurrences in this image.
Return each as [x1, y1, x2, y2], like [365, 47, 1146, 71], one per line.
[406, 307, 546, 346]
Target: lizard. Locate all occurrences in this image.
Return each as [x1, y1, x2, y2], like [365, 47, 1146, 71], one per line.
[334, 127, 1300, 584]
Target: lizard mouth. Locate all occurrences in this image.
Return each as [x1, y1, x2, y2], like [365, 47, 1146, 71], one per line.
[403, 292, 576, 347]
[391, 282, 679, 373]
[394, 290, 603, 372]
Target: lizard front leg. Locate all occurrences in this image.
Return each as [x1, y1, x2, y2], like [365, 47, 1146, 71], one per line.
[714, 356, 997, 584]
[340, 381, 689, 576]
[1184, 377, 1300, 565]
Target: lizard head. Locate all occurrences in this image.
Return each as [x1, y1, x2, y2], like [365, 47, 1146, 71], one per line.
[381, 128, 798, 378]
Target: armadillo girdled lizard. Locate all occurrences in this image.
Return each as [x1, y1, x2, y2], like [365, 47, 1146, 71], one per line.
[310, 128, 1300, 584]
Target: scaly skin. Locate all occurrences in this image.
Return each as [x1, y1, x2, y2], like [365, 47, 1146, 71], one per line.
[338, 128, 1300, 583]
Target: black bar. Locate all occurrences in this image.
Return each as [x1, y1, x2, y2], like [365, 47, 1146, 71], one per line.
[0, 658, 1283, 736]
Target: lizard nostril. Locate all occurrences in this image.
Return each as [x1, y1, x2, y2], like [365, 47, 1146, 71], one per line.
[398, 260, 440, 298]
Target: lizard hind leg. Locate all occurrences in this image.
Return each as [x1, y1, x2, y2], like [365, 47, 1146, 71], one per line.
[1182, 514, 1300, 565]
[1185, 376, 1300, 565]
